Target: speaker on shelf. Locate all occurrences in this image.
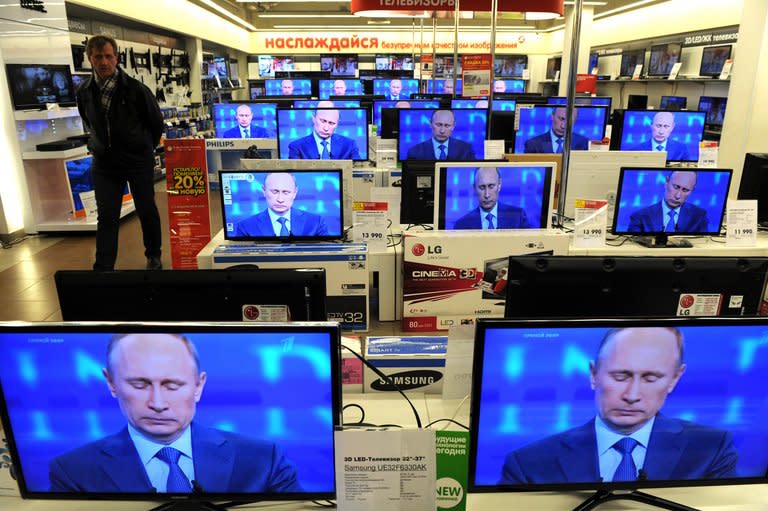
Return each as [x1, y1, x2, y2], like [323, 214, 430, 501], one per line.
[737, 153, 768, 225]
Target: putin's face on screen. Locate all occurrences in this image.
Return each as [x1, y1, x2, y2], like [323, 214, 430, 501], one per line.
[333, 80, 347, 96]
[652, 112, 676, 143]
[474, 168, 501, 212]
[389, 79, 402, 97]
[312, 109, 340, 139]
[281, 80, 294, 95]
[264, 172, 298, 215]
[235, 105, 253, 128]
[663, 171, 697, 210]
[430, 110, 456, 143]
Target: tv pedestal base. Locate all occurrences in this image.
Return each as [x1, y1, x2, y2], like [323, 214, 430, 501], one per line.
[149, 501, 228, 511]
[632, 235, 693, 248]
[573, 489, 701, 511]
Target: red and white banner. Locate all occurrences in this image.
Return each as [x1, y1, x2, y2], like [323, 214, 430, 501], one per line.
[461, 54, 492, 97]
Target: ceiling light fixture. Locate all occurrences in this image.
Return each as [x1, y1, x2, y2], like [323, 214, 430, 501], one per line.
[257, 14, 359, 18]
[199, 0, 257, 30]
[593, 0, 658, 20]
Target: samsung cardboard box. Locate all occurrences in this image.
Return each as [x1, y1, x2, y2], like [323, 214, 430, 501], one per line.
[364, 336, 448, 394]
[209, 242, 369, 332]
[402, 230, 570, 332]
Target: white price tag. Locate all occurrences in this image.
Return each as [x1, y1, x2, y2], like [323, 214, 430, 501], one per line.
[719, 59, 733, 80]
[697, 141, 719, 168]
[573, 205, 608, 248]
[632, 64, 643, 80]
[668, 62, 682, 80]
[353, 201, 388, 252]
[484, 140, 505, 160]
[726, 200, 758, 247]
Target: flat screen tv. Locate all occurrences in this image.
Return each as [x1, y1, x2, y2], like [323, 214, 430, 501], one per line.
[276, 107, 368, 161]
[504, 256, 768, 318]
[319, 54, 358, 77]
[372, 78, 419, 100]
[698, 96, 727, 128]
[434, 161, 555, 230]
[494, 55, 528, 78]
[469, 316, 768, 511]
[514, 105, 608, 154]
[611, 167, 732, 247]
[5, 63, 76, 110]
[375, 54, 415, 71]
[491, 79, 525, 94]
[71, 71, 90, 92]
[64, 155, 94, 217]
[548, 96, 612, 109]
[648, 42, 682, 76]
[423, 79, 463, 95]
[293, 99, 361, 109]
[618, 109, 706, 163]
[398, 108, 487, 162]
[588, 52, 599, 73]
[545, 57, 561, 80]
[627, 94, 648, 109]
[0, 322, 340, 508]
[55, 268, 327, 322]
[373, 99, 439, 134]
[700, 45, 732, 77]
[318, 79, 363, 99]
[219, 169, 344, 242]
[619, 49, 645, 77]
[264, 79, 313, 97]
[213, 102, 277, 139]
[258, 55, 294, 77]
[660, 95, 687, 111]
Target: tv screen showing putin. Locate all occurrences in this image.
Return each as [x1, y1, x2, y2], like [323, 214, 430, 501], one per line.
[213, 103, 277, 139]
[264, 79, 313, 97]
[276, 107, 368, 162]
[514, 105, 608, 154]
[618, 110, 706, 163]
[318, 79, 363, 99]
[398, 108, 487, 162]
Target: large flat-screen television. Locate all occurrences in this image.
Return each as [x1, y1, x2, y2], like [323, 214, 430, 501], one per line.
[611, 167, 732, 247]
[698, 96, 727, 128]
[700, 45, 732, 77]
[494, 55, 528, 77]
[54, 268, 327, 322]
[264, 79, 313, 97]
[258, 55, 295, 77]
[372, 78, 419, 100]
[451, 99, 518, 111]
[469, 316, 768, 511]
[617, 110, 706, 163]
[548, 96, 612, 109]
[660, 95, 687, 111]
[318, 79, 364, 99]
[320, 54, 358, 77]
[5, 63, 76, 110]
[423, 78, 463, 95]
[276, 107, 368, 161]
[213, 102, 277, 139]
[648, 42, 683, 76]
[434, 161, 555, 230]
[491, 79, 525, 94]
[619, 49, 646, 77]
[373, 99, 439, 134]
[219, 169, 344, 241]
[514, 105, 608, 154]
[545, 57, 561, 80]
[504, 256, 768, 318]
[375, 54, 414, 71]
[398, 108, 487, 162]
[0, 322, 341, 507]
[293, 99, 361, 109]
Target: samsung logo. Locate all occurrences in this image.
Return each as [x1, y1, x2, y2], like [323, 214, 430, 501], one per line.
[371, 370, 443, 391]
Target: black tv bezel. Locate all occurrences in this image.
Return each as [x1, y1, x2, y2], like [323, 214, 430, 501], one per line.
[5, 63, 77, 110]
[468, 315, 768, 494]
[699, 44, 732, 77]
[617, 109, 707, 163]
[374, 53, 415, 71]
[319, 54, 359, 77]
[697, 95, 728, 128]
[0, 321, 342, 503]
[545, 56, 562, 80]
[647, 42, 683, 77]
[610, 166, 733, 238]
[494, 54, 528, 78]
[397, 107, 488, 163]
[659, 95, 687, 110]
[275, 106, 369, 162]
[219, 168, 346, 242]
[619, 49, 646, 77]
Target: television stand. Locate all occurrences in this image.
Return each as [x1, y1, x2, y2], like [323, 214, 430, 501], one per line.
[572, 489, 701, 511]
[149, 501, 229, 511]
[631, 234, 692, 248]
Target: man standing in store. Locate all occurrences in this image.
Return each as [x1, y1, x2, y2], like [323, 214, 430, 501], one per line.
[77, 34, 164, 271]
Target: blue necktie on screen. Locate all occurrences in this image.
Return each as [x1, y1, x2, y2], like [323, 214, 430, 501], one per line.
[438, 144, 447, 160]
[656, 144, 664, 151]
[611, 437, 639, 482]
[277, 217, 289, 236]
[156, 447, 192, 493]
[321, 139, 330, 159]
[555, 137, 564, 153]
[666, 210, 676, 232]
[486, 212, 495, 230]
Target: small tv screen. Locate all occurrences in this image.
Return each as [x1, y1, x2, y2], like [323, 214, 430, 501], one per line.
[660, 95, 687, 111]
[5, 63, 76, 110]
[627, 94, 648, 109]
[611, 167, 732, 238]
[514, 105, 608, 154]
[398, 108, 487, 162]
[700, 45, 732, 76]
[64, 155, 93, 215]
[220, 169, 343, 242]
[276, 107, 368, 161]
[618, 110, 706, 162]
[372, 78, 419, 100]
[545, 57, 561, 80]
[698, 96, 727, 127]
[469, 317, 768, 500]
[423, 79, 463, 95]
[588, 52, 599, 73]
[0, 322, 340, 503]
[494, 55, 528, 78]
[375, 54, 415, 71]
[294, 99, 361, 109]
[619, 49, 645, 77]
[433, 55, 461, 77]
[372, 99, 439, 134]
[213, 103, 277, 139]
[320, 54, 358, 77]
[548, 96, 612, 109]
[318, 79, 363, 99]
[210, 56, 229, 78]
[264, 79, 313, 97]
[258, 55, 294, 77]
[491, 79, 525, 94]
[435, 161, 554, 230]
[648, 42, 682, 76]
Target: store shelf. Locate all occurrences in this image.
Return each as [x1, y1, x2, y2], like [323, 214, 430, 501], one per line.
[22, 147, 89, 160]
[34, 202, 135, 232]
[14, 107, 80, 121]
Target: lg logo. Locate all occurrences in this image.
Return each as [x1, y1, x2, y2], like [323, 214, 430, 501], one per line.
[411, 243, 442, 256]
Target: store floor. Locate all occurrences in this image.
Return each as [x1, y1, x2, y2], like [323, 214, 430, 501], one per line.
[0, 181, 402, 335]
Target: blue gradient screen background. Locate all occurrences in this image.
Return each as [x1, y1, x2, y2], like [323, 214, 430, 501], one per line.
[372, 79, 420, 98]
[277, 108, 368, 161]
[372, 99, 440, 132]
[264, 79, 313, 96]
[213, 103, 277, 138]
[619, 110, 706, 162]
[398, 108, 487, 161]
[451, 99, 517, 112]
[294, 100, 361, 109]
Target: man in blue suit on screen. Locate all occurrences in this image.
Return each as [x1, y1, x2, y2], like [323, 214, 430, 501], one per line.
[524, 107, 589, 153]
[49, 333, 302, 493]
[288, 103, 360, 160]
[627, 111, 690, 161]
[499, 327, 738, 485]
[453, 167, 529, 230]
[222, 104, 271, 139]
[234, 172, 329, 238]
[406, 109, 476, 161]
[628, 170, 708, 233]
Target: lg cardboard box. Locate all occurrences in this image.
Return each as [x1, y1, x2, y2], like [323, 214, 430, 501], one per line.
[402, 230, 570, 332]
[364, 336, 448, 394]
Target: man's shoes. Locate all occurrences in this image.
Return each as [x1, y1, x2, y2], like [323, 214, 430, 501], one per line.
[146, 257, 163, 270]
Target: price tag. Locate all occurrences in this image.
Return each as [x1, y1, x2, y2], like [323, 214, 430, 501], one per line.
[668, 62, 682, 80]
[697, 141, 719, 168]
[484, 140, 505, 159]
[726, 200, 758, 247]
[376, 139, 398, 169]
[719, 59, 733, 80]
[631, 64, 643, 80]
[353, 201, 388, 252]
[573, 203, 608, 248]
